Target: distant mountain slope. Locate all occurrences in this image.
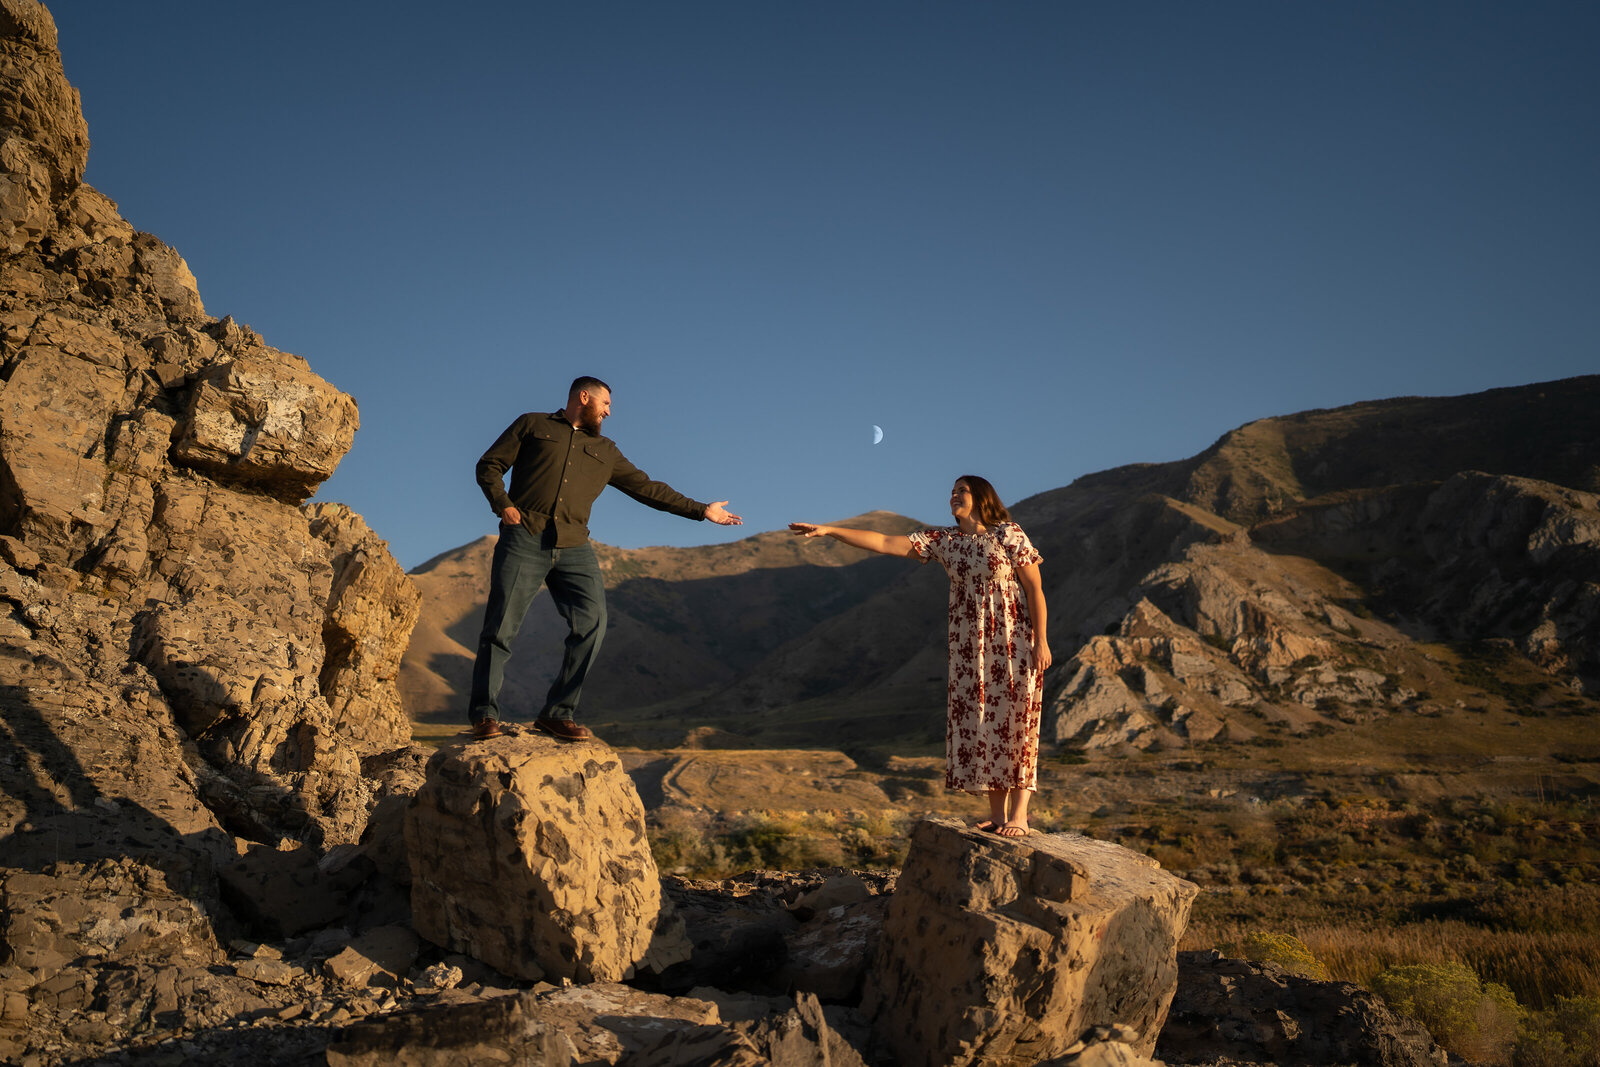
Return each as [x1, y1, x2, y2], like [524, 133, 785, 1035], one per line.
[401, 376, 1600, 752]
[1174, 376, 1600, 525]
[401, 512, 931, 726]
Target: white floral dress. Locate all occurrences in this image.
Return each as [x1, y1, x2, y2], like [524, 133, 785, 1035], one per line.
[907, 522, 1044, 793]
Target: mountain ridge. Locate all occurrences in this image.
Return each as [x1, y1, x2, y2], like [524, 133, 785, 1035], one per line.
[403, 374, 1600, 753]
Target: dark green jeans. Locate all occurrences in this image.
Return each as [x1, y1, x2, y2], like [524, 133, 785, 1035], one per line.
[468, 523, 606, 724]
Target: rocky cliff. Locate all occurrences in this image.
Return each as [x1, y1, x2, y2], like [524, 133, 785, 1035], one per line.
[0, 0, 418, 869]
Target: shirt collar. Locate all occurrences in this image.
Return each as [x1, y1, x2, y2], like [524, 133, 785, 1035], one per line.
[553, 409, 597, 438]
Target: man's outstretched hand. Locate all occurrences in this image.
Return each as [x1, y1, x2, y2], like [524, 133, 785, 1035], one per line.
[705, 501, 743, 526]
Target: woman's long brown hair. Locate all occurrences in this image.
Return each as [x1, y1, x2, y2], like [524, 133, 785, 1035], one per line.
[958, 474, 1010, 527]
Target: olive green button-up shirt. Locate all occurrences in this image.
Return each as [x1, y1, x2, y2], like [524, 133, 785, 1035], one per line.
[475, 411, 708, 547]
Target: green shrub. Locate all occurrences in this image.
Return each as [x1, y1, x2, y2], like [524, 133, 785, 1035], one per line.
[721, 818, 843, 871]
[1515, 995, 1600, 1067]
[1232, 931, 1330, 980]
[1372, 962, 1522, 1064]
[647, 814, 727, 876]
[1517, 1028, 1576, 1067]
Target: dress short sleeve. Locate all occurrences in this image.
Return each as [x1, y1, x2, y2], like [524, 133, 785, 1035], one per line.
[906, 527, 949, 563]
[998, 522, 1042, 569]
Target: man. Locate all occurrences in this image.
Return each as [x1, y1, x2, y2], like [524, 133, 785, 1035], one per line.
[469, 376, 742, 741]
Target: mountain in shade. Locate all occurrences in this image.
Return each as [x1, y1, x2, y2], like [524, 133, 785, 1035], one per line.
[402, 375, 1600, 753]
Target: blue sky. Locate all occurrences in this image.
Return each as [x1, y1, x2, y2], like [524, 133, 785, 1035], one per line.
[52, 2, 1599, 569]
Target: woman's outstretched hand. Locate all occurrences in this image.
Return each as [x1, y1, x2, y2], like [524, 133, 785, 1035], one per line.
[790, 522, 916, 558]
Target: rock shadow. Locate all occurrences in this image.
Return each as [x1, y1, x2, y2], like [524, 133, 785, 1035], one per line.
[0, 680, 234, 894]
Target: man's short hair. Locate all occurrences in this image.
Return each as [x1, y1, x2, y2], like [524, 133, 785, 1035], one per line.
[569, 376, 611, 399]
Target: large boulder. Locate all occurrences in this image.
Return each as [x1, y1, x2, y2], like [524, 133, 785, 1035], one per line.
[407, 734, 668, 983]
[1157, 950, 1447, 1067]
[169, 348, 359, 501]
[862, 818, 1199, 1067]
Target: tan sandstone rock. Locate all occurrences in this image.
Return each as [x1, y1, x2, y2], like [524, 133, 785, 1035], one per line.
[169, 347, 358, 502]
[407, 734, 666, 983]
[861, 817, 1199, 1067]
[0, 0, 85, 254]
[0, 9, 424, 1062]
[0, 858, 224, 982]
[308, 502, 422, 757]
[0, 0, 416, 859]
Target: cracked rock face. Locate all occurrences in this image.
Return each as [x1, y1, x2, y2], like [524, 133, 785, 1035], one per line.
[0, 5, 424, 1059]
[0, 0, 418, 858]
[407, 734, 667, 984]
[1045, 471, 1600, 751]
[0, 9, 425, 1051]
[862, 817, 1199, 1067]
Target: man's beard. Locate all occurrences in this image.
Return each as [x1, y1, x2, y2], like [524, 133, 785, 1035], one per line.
[578, 401, 606, 434]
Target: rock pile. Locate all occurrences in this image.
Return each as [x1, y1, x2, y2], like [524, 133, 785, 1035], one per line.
[4, 807, 1448, 1065]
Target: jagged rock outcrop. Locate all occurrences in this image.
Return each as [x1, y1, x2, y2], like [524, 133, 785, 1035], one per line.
[1047, 520, 1415, 751]
[309, 502, 423, 756]
[407, 733, 677, 983]
[862, 818, 1199, 1067]
[1043, 463, 1600, 750]
[0, 4, 422, 1060]
[0, 0, 86, 252]
[0, 0, 418, 848]
[1157, 950, 1447, 1066]
[1404, 471, 1600, 688]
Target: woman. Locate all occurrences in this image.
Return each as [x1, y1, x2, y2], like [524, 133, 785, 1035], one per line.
[790, 476, 1050, 837]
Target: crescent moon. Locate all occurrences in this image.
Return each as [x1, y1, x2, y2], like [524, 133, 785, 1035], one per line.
[872, 424, 883, 445]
